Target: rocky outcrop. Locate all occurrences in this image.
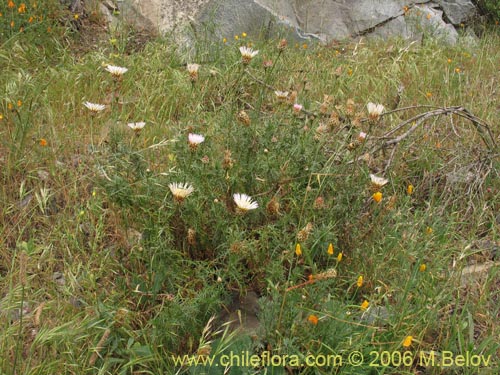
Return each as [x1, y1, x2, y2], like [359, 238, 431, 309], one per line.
[103, 0, 477, 45]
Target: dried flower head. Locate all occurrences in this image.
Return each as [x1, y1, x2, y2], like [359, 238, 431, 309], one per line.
[105, 64, 128, 77]
[237, 110, 251, 126]
[367, 102, 384, 121]
[297, 222, 313, 242]
[266, 197, 280, 216]
[239, 46, 259, 64]
[315, 268, 337, 279]
[263, 59, 273, 69]
[187, 63, 200, 82]
[233, 193, 258, 213]
[346, 99, 356, 117]
[187, 228, 196, 246]
[328, 111, 340, 128]
[274, 90, 289, 101]
[313, 196, 326, 209]
[277, 38, 288, 51]
[223, 149, 234, 169]
[168, 182, 194, 202]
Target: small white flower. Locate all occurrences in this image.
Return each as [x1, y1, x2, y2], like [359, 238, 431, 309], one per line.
[239, 46, 259, 64]
[370, 174, 388, 188]
[233, 193, 258, 213]
[169, 182, 194, 202]
[188, 133, 205, 148]
[274, 91, 289, 100]
[105, 64, 128, 77]
[127, 122, 146, 131]
[367, 102, 384, 120]
[83, 102, 106, 113]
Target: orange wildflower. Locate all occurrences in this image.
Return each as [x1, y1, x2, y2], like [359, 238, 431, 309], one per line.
[307, 315, 319, 325]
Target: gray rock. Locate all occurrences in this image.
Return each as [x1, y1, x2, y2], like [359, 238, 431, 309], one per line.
[99, 0, 478, 45]
[436, 0, 476, 25]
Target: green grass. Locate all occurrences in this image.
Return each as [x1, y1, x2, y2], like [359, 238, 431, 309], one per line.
[0, 6, 499, 375]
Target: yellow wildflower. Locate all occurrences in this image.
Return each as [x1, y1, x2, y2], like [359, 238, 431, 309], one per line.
[403, 336, 413, 347]
[327, 243, 334, 255]
[295, 243, 302, 256]
[407, 184, 414, 195]
[419, 264, 427, 272]
[357, 275, 363, 288]
[373, 191, 383, 203]
[336, 252, 343, 262]
[360, 300, 369, 311]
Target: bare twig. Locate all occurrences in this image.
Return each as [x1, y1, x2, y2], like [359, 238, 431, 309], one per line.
[89, 328, 111, 366]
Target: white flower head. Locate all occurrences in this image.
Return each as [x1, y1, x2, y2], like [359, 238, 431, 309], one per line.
[233, 193, 258, 213]
[105, 64, 128, 77]
[187, 63, 200, 74]
[187, 63, 200, 81]
[367, 102, 384, 120]
[274, 90, 289, 101]
[83, 102, 106, 113]
[169, 182, 194, 202]
[370, 174, 388, 188]
[358, 131, 367, 141]
[188, 133, 205, 149]
[239, 46, 259, 64]
[127, 122, 146, 132]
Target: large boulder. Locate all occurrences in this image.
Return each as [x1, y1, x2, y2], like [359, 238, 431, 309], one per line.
[105, 0, 477, 44]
